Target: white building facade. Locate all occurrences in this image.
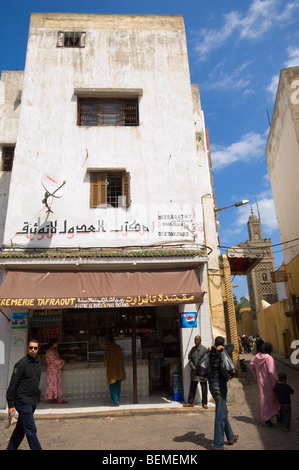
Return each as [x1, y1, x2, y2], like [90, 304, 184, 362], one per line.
[266, 66, 299, 266]
[0, 13, 218, 408]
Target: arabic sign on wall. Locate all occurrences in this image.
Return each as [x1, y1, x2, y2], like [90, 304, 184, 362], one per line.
[12, 204, 204, 248]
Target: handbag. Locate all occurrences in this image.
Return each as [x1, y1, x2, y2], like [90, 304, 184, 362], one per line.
[196, 352, 211, 378]
[220, 349, 237, 380]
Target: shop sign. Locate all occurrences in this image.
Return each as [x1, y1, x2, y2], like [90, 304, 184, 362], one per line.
[271, 271, 288, 283]
[12, 312, 28, 329]
[0, 294, 197, 310]
[180, 312, 197, 328]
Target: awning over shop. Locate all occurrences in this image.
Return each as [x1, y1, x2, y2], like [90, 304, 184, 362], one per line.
[0, 269, 204, 310]
[226, 243, 264, 275]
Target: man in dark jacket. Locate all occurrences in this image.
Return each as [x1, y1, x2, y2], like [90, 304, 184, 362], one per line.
[184, 335, 208, 408]
[6, 339, 42, 450]
[208, 336, 238, 450]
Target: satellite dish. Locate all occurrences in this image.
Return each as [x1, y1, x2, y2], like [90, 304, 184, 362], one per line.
[42, 173, 66, 198]
[41, 173, 66, 213]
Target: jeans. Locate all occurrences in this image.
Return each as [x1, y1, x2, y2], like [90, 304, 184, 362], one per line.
[209, 381, 234, 449]
[109, 380, 121, 405]
[6, 402, 42, 450]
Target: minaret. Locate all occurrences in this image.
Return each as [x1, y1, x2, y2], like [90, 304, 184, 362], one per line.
[247, 207, 263, 241]
[246, 209, 278, 323]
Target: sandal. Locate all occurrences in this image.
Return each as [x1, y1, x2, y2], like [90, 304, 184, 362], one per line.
[228, 434, 239, 445]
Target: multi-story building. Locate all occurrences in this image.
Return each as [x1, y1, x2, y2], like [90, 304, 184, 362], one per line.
[266, 67, 299, 271]
[0, 13, 222, 408]
[263, 66, 299, 351]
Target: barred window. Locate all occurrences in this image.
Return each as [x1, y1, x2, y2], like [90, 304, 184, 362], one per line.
[90, 171, 131, 208]
[57, 31, 86, 48]
[1, 146, 15, 172]
[78, 99, 139, 127]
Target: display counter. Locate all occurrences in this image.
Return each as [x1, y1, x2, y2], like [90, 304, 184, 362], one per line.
[39, 360, 149, 400]
[39, 337, 141, 364]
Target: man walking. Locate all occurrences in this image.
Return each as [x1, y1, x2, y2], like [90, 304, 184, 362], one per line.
[6, 339, 42, 450]
[184, 335, 208, 408]
[208, 336, 238, 450]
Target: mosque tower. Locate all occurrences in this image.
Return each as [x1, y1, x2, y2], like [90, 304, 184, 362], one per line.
[246, 209, 278, 329]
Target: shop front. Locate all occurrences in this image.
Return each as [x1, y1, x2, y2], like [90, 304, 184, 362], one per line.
[0, 267, 205, 405]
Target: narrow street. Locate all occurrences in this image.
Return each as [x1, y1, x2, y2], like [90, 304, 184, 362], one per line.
[1, 354, 298, 451]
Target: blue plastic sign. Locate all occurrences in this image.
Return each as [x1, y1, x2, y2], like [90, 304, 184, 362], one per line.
[180, 312, 197, 328]
[12, 312, 28, 329]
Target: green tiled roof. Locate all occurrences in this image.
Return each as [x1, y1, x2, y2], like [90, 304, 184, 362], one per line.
[0, 248, 206, 259]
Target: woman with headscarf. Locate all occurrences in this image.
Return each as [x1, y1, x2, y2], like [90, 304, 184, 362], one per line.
[250, 342, 280, 426]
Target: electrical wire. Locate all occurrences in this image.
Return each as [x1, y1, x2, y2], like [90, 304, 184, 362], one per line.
[219, 236, 299, 251]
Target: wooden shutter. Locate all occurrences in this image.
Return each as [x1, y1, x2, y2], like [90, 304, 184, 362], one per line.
[99, 172, 107, 206]
[90, 173, 98, 208]
[123, 172, 131, 208]
[90, 172, 107, 207]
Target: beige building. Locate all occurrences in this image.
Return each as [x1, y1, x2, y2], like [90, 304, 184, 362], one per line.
[262, 66, 299, 354]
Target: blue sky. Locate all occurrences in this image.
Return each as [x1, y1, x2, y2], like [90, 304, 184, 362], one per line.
[1, 0, 299, 299]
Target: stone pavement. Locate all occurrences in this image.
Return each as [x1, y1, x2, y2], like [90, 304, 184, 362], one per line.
[1, 354, 299, 451]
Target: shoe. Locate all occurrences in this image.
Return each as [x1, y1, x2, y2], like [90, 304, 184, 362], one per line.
[202, 404, 209, 409]
[183, 403, 194, 407]
[58, 400, 68, 404]
[228, 434, 239, 445]
[112, 403, 119, 406]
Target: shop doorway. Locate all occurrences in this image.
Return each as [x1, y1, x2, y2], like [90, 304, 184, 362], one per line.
[28, 305, 181, 402]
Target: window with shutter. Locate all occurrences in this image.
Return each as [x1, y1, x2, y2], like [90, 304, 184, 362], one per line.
[78, 99, 139, 127]
[90, 171, 131, 208]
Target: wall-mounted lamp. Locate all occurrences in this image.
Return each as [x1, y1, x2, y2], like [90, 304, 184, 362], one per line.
[214, 200, 249, 212]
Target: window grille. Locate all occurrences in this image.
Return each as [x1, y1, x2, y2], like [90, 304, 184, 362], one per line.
[57, 32, 86, 48]
[2, 146, 15, 172]
[78, 99, 139, 126]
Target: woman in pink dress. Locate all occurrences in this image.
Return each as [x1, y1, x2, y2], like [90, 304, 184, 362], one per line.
[45, 339, 68, 404]
[250, 342, 280, 426]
